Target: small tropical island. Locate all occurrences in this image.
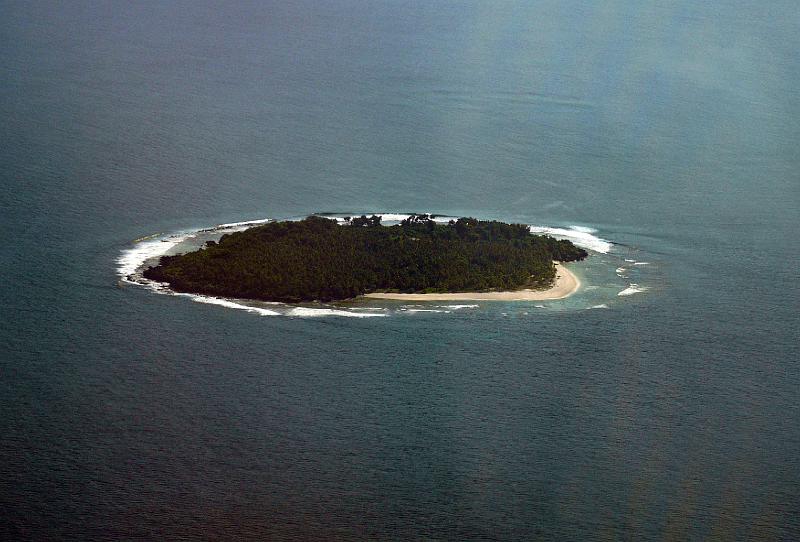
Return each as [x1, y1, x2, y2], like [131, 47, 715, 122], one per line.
[143, 215, 588, 303]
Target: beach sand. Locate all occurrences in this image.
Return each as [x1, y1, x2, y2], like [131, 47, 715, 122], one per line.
[363, 262, 580, 301]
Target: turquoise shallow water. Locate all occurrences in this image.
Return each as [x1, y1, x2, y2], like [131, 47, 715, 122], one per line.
[2, 1, 798, 539]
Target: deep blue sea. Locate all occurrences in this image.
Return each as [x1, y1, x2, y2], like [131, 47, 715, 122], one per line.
[2, 1, 798, 539]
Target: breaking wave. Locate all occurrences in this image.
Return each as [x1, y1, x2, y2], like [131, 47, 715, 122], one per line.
[287, 307, 386, 318]
[213, 218, 273, 229]
[117, 232, 196, 279]
[177, 294, 281, 316]
[618, 284, 648, 296]
[527, 225, 612, 254]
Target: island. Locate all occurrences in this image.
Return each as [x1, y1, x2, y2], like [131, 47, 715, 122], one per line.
[143, 215, 588, 303]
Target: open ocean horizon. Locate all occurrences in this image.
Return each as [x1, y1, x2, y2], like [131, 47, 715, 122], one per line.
[2, 1, 798, 539]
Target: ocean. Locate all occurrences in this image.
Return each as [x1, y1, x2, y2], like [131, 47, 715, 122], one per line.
[1, 1, 798, 539]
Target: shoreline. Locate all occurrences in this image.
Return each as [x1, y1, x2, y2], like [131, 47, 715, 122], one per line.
[363, 262, 580, 301]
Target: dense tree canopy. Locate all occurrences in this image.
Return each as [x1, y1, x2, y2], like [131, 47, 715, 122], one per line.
[143, 215, 588, 302]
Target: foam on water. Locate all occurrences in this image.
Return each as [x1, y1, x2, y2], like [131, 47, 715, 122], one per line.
[116, 232, 195, 279]
[442, 304, 479, 310]
[215, 218, 273, 230]
[527, 225, 612, 253]
[287, 307, 387, 318]
[177, 294, 281, 316]
[618, 284, 648, 296]
[588, 304, 609, 309]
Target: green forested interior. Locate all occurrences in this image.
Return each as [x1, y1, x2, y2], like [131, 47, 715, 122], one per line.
[143, 215, 587, 302]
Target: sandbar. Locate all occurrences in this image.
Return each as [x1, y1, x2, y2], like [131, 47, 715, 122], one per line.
[363, 262, 580, 301]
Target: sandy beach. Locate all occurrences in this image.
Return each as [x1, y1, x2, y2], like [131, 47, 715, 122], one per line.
[363, 262, 580, 301]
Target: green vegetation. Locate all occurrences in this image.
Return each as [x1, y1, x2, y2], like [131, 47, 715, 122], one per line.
[143, 215, 587, 302]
